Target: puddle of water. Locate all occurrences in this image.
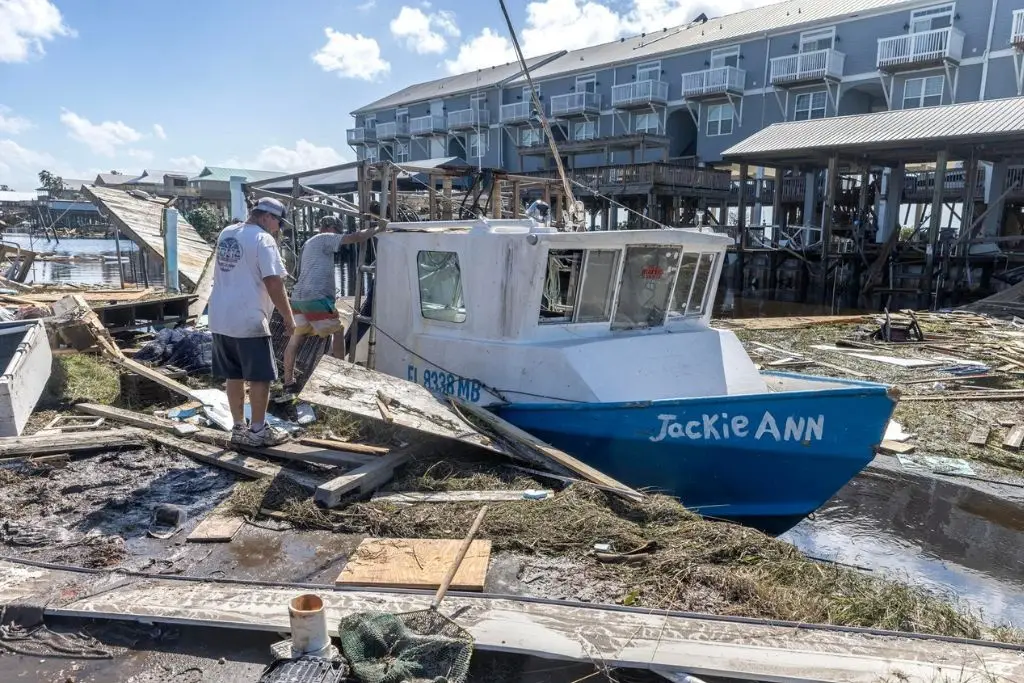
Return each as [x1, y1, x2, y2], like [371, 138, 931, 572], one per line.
[784, 467, 1024, 628]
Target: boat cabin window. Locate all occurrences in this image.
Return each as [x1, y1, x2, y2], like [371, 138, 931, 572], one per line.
[612, 245, 681, 329]
[669, 251, 719, 317]
[416, 251, 466, 323]
[540, 249, 621, 324]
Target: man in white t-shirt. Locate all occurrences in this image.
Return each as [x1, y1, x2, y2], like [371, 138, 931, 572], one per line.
[208, 197, 296, 447]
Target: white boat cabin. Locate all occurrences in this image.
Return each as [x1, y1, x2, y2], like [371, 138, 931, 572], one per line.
[373, 220, 768, 405]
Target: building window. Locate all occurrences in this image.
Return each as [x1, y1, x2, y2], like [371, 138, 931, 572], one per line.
[366, 146, 379, 163]
[469, 131, 488, 158]
[706, 104, 734, 136]
[521, 127, 543, 147]
[576, 74, 597, 93]
[910, 3, 954, 33]
[417, 251, 466, 323]
[365, 116, 376, 131]
[396, 141, 410, 163]
[794, 91, 827, 120]
[636, 61, 661, 82]
[470, 93, 487, 111]
[709, 45, 740, 69]
[800, 27, 835, 52]
[903, 76, 944, 108]
[523, 85, 541, 100]
[573, 120, 597, 140]
[634, 112, 660, 134]
[396, 107, 409, 124]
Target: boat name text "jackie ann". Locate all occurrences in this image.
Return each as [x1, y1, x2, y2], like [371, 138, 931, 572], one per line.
[650, 412, 824, 443]
[407, 364, 482, 403]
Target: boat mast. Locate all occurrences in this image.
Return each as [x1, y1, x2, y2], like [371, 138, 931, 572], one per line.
[497, 0, 583, 232]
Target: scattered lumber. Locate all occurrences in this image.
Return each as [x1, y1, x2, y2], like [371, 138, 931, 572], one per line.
[1003, 425, 1024, 451]
[300, 437, 389, 456]
[187, 502, 244, 543]
[149, 433, 282, 480]
[371, 490, 553, 505]
[902, 392, 1024, 402]
[335, 537, 491, 591]
[967, 426, 991, 447]
[75, 403, 198, 437]
[315, 449, 412, 507]
[877, 441, 916, 455]
[0, 428, 145, 458]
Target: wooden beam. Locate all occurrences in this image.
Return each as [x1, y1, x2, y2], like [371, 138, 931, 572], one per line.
[245, 161, 363, 189]
[371, 490, 553, 505]
[13, 563, 1021, 682]
[187, 254, 216, 319]
[0, 428, 145, 458]
[300, 437, 389, 456]
[315, 449, 411, 507]
[1004, 424, 1024, 451]
[922, 149, 949, 310]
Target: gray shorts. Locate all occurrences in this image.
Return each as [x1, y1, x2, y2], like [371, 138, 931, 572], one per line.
[212, 334, 277, 382]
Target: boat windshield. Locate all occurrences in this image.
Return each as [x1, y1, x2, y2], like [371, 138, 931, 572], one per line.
[538, 244, 720, 329]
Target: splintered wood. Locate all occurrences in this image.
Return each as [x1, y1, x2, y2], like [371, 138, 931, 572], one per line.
[336, 537, 491, 591]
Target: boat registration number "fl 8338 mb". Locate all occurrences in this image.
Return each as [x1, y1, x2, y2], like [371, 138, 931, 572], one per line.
[651, 412, 825, 443]
[407, 364, 483, 403]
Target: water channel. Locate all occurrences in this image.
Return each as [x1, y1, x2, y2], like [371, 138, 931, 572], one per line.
[12, 235, 1023, 629]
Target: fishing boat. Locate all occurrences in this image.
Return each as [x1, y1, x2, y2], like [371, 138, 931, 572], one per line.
[364, 218, 896, 533]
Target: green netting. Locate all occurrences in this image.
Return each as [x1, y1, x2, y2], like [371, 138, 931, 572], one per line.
[338, 610, 473, 683]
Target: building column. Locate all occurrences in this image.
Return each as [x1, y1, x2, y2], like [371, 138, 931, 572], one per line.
[820, 155, 839, 305]
[922, 150, 949, 309]
[735, 163, 749, 291]
[877, 163, 905, 244]
[802, 170, 816, 245]
[601, 200, 611, 231]
[771, 167, 783, 248]
[982, 160, 1008, 237]
[752, 166, 765, 227]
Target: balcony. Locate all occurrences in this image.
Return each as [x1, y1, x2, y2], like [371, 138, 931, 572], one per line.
[770, 49, 846, 86]
[1014, 10, 1024, 48]
[681, 67, 745, 100]
[447, 108, 490, 130]
[611, 80, 670, 109]
[410, 115, 446, 136]
[500, 101, 534, 125]
[346, 127, 376, 145]
[549, 92, 602, 118]
[376, 121, 409, 140]
[877, 27, 964, 71]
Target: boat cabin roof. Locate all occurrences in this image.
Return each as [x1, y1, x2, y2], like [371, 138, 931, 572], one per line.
[376, 220, 730, 345]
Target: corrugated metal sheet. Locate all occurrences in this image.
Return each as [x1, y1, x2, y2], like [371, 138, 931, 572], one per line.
[508, 0, 916, 83]
[96, 173, 140, 185]
[352, 53, 564, 115]
[722, 97, 1024, 157]
[188, 167, 283, 183]
[127, 169, 191, 184]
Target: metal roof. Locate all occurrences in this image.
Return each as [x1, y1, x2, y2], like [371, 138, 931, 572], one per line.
[351, 53, 564, 115]
[189, 166, 283, 183]
[507, 0, 919, 84]
[95, 173, 140, 185]
[722, 97, 1024, 166]
[128, 169, 191, 184]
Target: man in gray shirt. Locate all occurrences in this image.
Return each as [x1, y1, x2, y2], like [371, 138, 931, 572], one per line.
[282, 215, 375, 397]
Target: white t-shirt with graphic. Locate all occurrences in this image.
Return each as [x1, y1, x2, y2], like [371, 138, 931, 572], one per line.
[208, 222, 285, 338]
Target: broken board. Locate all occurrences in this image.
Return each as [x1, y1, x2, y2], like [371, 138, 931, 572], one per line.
[187, 503, 244, 543]
[335, 538, 491, 591]
[967, 426, 991, 447]
[371, 490, 553, 505]
[1004, 425, 1024, 451]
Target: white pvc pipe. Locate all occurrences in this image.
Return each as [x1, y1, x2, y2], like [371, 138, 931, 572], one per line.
[288, 593, 330, 658]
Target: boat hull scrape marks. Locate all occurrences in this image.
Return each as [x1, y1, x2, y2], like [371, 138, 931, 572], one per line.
[495, 382, 895, 534]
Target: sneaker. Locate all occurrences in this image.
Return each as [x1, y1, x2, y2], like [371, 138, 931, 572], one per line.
[230, 423, 248, 443]
[277, 382, 300, 402]
[233, 424, 291, 448]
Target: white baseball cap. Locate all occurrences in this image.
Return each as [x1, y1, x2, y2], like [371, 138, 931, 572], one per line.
[254, 197, 290, 223]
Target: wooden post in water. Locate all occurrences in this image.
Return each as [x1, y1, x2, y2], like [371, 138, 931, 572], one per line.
[923, 149, 949, 309]
[820, 153, 838, 305]
[111, 221, 126, 289]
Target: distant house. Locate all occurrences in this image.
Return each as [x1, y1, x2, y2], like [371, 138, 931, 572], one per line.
[126, 169, 192, 196]
[188, 166, 283, 215]
[94, 172, 141, 189]
[34, 178, 90, 200]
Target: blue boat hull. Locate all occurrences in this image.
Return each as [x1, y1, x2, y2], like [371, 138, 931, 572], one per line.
[494, 374, 896, 534]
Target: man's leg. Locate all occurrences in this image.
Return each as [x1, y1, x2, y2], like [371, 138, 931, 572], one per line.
[283, 333, 303, 386]
[212, 334, 246, 430]
[226, 379, 246, 426]
[237, 336, 288, 446]
[248, 381, 271, 431]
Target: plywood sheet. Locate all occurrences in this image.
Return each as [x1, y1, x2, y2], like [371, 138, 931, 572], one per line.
[82, 185, 214, 289]
[336, 538, 491, 591]
[187, 503, 243, 543]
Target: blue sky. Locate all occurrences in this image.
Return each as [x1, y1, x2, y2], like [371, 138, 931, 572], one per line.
[0, 0, 767, 190]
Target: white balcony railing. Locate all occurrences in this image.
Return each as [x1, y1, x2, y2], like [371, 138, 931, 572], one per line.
[410, 115, 446, 136]
[1013, 9, 1024, 46]
[500, 101, 533, 124]
[877, 27, 964, 70]
[447, 108, 490, 129]
[346, 127, 376, 145]
[375, 121, 409, 139]
[611, 80, 670, 108]
[549, 92, 602, 117]
[770, 49, 845, 85]
[681, 66, 746, 99]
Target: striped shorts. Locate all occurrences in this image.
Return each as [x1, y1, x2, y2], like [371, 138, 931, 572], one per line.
[291, 297, 344, 337]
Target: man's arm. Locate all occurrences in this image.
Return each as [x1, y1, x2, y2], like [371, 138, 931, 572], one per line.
[264, 275, 295, 334]
[339, 225, 382, 246]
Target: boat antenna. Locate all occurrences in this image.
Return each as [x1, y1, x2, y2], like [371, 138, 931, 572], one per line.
[496, 0, 583, 231]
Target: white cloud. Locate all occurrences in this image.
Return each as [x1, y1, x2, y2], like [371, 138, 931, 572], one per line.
[59, 109, 144, 156]
[390, 6, 460, 55]
[313, 29, 390, 81]
[0, 139, 55, 173]
[127, 149, 155, 163]
[153, 123, 167, 140]
[357, 0, 376, 10]
[0, 105, 33, 134]
[248, 139, 351, 172]
[444, 28, 517, 75]
[445, 0, 779, 73]
[0, 0, 74, 63]
[169, 155, 206, 173]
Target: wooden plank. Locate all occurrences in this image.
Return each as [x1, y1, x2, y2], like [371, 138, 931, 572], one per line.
[335, 537, 491, 591]
[188, 254, 216, 318]
[149, 432, 281, 479]
[22, 289, 154, 303]
[717, 315, 869, 331]
[876, 441, 916, 455]
[371, 490, 553, 505]
[300, 437, 389, 455]
[52, 294, 124, 358]
[76, 403, 201, 437]
[82, 185, 213, 289]
[967, 426, 991, 447]
[315, 449, 412, 507]
[187, 503, 244, 543]
[10, 563, 1021, 683]
[453, 399, 644, 503]
[0, 428, 145, 458]
[1003, 424, 1024, 451]
[113, 356, 194, 401]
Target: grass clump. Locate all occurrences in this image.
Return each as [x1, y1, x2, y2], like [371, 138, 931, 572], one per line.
[44, 355, 120, 406]
[227, 477, 337, 530]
